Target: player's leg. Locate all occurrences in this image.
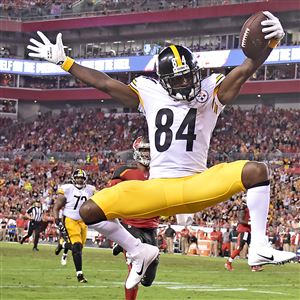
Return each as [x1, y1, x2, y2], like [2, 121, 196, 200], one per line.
[80, 201, 159, 289]
[121, 225, 143, 300]
[140, 229, 159, 287]
[225, 233, 245, 271]
[20, 221, 34, 244]
[64, 217, 87, 283]
[242, 162, 296, 265]
[32, 222, 41, 251]
[55, 237, 63, 255]
[61, 248, 68, 266]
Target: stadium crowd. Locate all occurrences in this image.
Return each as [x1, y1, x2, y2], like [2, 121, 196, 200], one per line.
[0, 106, 299, 257]
[0, 0, 263, 20]
[1, 106, 299, 156]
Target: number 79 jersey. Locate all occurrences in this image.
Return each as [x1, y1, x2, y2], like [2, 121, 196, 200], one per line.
[129, 73, 225, 179]
[57, 184, 96, 220]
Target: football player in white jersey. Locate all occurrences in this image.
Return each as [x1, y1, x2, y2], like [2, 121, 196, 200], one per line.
[53, 169, 95, 283]
[28, 12, 295, 289]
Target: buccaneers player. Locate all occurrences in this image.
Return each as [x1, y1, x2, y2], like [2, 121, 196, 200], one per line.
[107, 137, 159, 300]
[225, 198, 263, 272]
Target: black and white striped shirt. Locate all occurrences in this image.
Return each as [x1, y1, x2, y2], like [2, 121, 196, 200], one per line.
[27, 206, 43, 222]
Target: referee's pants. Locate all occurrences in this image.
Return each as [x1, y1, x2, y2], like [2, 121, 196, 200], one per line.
[22, 221, 41, 249]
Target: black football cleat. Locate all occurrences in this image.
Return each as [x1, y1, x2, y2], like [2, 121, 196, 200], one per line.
[77, 273, 88, 283]
[32, 247, 39, 251]
[55, 243, 63, 255]
[112, 243, 123, 256]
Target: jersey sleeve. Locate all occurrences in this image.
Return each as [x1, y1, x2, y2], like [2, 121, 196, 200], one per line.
[57, 184, 70, 198]
[129, 76, 159, 114]
[202, 73, 226, 115]
[57, 185, 65, 196]
[86, 185, 96, 197]
[211, 73, 226, 114]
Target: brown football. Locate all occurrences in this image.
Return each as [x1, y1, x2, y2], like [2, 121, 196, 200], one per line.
[240, 11, 269, 59]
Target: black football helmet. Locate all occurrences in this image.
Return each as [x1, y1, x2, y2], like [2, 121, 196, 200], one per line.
[157, 45, 201, 101]
[71, 169, 87, 189]
[133, 136, 150, 167]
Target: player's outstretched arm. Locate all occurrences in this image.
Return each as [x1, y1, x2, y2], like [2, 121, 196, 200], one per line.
[217, 11, 284, 105]
[53, 195, 66, 221]
[27, 31, 139, 108]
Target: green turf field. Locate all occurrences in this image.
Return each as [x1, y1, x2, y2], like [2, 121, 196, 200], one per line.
[1, 243, 299, 300]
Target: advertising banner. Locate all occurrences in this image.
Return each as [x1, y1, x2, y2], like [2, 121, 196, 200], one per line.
[0, 46, 299, 76]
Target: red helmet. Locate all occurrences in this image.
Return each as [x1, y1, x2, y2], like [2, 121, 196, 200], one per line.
[133, 136, 150, 167]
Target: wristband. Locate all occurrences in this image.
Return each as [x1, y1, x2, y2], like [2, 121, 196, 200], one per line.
[268, 38, 280, 49]
[61, 57, 75, 71]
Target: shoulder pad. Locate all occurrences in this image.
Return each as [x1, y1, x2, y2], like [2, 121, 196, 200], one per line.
[141, 76, 158, 84]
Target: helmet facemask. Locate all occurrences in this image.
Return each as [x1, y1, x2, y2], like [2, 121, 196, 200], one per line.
[133, 137, 150, 167]
[160, 67, 201, 102]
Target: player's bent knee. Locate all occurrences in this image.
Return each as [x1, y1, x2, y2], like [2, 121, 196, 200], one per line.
[242, 161, 269, 189]
[79, 199, 107, 225]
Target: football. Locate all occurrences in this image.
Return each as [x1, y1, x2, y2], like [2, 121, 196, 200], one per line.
[240, 11, 269, 59]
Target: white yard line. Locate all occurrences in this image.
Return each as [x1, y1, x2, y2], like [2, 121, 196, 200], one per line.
[1, 282, 292, 296]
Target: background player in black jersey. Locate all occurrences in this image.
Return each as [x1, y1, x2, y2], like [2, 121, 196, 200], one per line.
[108, 137, 159, 300]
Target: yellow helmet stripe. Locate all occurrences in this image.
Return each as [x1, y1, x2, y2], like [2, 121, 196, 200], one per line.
[170, 45, 182, 66]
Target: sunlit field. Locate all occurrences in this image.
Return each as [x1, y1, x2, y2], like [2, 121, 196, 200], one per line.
[1, 243, 299, 300]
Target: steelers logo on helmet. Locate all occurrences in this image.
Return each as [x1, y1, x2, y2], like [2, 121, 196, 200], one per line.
[132, 136, 150, 167]
[71, 169, 87, 189]
[157, 45, 201, 102]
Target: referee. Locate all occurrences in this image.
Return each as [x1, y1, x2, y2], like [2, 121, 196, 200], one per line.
[20, 199, 43, 251]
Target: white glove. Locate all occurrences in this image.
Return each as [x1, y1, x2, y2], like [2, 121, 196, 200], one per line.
[27, 31, 66, 65]
[261, 11, 285, 41]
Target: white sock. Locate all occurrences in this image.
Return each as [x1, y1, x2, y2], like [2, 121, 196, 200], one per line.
[76, 271, 82, 276]
[246, 185, 270, 246]
[90, 219, 141, 255]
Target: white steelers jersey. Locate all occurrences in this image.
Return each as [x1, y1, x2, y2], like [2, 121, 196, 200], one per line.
[57, 184, 96, 220]
[129, 73, 225, 179]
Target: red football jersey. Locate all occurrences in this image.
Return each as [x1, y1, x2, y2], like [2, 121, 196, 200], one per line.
[107, 165, 159, 229]
[237, 207, 251, 233]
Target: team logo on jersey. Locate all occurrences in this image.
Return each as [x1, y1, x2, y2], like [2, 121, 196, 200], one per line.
[196, 90, 208, 103]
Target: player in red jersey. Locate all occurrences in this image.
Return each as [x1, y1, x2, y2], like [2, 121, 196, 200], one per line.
[107, 136, 159, 300]
[225, 198, 263, 272]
